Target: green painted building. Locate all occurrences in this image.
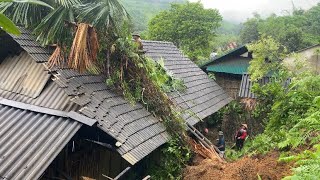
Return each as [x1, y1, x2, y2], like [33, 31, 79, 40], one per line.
[201, 45, 252, 99]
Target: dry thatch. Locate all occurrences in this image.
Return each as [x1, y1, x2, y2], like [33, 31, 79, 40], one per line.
[68, 23, 99, 73]
[47, 45, 65, 69]
[240, 98, 257, 111]
[189, 140, 224, 163]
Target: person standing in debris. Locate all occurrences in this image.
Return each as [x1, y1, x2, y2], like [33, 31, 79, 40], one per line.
[235, 124, 248, 150]
[216, 131, 225, 158]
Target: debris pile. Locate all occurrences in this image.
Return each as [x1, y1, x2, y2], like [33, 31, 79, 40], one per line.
[189, 140, 224, 163]
[183, 151, 292, 180]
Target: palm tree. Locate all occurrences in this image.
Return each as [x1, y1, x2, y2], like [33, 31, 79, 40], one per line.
[0, 0, 53, 35]
[0, 0, 130, 72]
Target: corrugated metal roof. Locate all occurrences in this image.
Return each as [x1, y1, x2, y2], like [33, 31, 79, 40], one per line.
[0, 81, 79, 112]
[0, 51, 50, 98]
[0, 52, 79, 112]
[143, 40, 232, 125]
[238, 74, 259, 98]
[7, 29, 169, 165]
[206, 57, 250, 75]
[239, 74, 291, 99]
[0, 104, 81, 180]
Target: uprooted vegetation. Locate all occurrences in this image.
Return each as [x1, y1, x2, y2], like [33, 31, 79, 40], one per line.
[47, 21, 195, 178]
[233, 37, 320, 179]
[185, 36, 320, 180]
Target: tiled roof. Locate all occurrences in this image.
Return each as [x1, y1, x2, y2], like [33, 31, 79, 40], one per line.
[6, 28, 169, 165]
[143, 40, 232, 125]
[10, 28, 51, 63]
[52, 69, 169, 164]
[0, 104, 81, 180]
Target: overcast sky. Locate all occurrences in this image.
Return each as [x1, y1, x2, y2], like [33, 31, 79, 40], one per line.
[189, 0, 320, 22]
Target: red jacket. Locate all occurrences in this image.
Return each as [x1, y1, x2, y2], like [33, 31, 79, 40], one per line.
[236, 129, 247, 140]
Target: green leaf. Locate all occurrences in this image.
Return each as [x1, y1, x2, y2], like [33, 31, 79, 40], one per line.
[0, 13, 21, 35]
[0, 0, 53, 9]
[15, 0, 53, 9]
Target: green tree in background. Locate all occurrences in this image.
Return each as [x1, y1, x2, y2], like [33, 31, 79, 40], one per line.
[247, 35, 287, 81]
[147, 2, 222, 62]
[240, 4, 320, 52]
[119, 0, 186, 32]
[239, 14, 260, 44]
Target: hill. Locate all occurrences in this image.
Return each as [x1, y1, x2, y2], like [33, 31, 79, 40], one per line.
[120, 0, 185, 32]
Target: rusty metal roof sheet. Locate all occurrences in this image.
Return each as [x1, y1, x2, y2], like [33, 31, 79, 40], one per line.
[143, 40, 232, 125]
[0, 104, 81, 180]
[6, 28, 169, 165]
[0, 51, 50, 98]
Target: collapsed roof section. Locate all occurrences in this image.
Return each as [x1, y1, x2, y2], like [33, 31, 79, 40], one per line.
[142, 40, 232, 125]
[52, 69, 169, 164]
[0, 28, 169, 165]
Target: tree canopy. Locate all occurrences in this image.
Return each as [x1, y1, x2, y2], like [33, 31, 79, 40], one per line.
[147, 2, 222, 62]
[240, 4, 320, 52]
[119, 0, 186, 32]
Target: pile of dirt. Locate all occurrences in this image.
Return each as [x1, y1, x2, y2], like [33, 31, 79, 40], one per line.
[183, 152, 292, 180]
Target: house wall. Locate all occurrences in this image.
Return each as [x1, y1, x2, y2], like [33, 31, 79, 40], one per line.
[214, 73, 242, 99]
[42, 136, 161, 180]
[42, 140, 129, 180]
[284, 45, 320, 74]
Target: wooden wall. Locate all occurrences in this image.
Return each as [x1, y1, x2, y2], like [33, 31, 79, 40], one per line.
[41, 139, 130, 180]
[41, 138, 162, 180]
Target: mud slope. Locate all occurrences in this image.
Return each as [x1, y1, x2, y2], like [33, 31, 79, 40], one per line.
[183, 152, 292, 180]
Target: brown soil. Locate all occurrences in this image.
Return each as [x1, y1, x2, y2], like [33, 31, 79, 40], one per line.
[183, 151, 292, 180]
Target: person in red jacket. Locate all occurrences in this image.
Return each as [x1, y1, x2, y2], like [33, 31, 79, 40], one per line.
[235, 124, 248, 150]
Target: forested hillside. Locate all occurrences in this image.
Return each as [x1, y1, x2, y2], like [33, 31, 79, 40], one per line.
[120, 0, 185, 31]
[240, 4, 320, 52]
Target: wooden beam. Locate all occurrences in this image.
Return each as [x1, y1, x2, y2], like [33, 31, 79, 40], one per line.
[113, 167, 131, 180]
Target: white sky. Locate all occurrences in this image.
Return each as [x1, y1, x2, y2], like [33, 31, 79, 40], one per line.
[189, 0, 320, 22]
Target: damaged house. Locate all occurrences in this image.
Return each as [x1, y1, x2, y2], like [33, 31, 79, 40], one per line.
[0, 28, 230, 180]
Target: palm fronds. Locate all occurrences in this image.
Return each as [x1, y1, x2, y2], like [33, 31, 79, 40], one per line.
[34, 6, 74, 45]
[47, 45, 65, 68]
[0, 1, 50, 28]
[54, 0, 80, 8]
[76, 0, 130, 31]
[68, 23, 99, 73]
